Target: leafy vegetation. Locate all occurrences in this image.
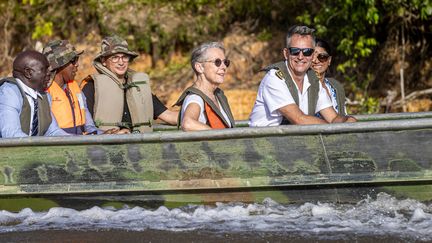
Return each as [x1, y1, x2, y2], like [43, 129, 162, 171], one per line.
[1, 0, 431, 113]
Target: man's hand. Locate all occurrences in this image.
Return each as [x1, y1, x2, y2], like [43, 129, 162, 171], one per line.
[103, 128, 131, 134]
[278, 104, 327, 125]
[115, 128, 131, 134]
[346, 116, 357, 123]
[102, 128, 119, 134]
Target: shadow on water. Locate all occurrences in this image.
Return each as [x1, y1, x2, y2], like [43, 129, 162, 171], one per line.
[0, 229, 416, 243]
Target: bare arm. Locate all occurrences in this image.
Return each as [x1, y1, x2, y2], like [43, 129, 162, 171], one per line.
[157, 109, 179, 126]
[319, 106, 357, 123]
[278, 104, 327, 125]
[181, 103, 211, 131]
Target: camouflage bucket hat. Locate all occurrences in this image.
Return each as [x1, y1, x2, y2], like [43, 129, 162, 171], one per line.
[95, 35, 138, 61]
[42, 40, 84, 70]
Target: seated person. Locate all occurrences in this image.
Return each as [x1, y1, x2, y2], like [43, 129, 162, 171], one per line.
[249, 25, 356, 126]
[311, 38, 356, 120]
[81, 35, 177, 133]
[43, 40, 120, 135]
[174, 42, 235, 131]
[0, 50, 69, 137]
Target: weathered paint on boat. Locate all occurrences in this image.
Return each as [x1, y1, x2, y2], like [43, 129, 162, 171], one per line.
[0, 112, 431, 211]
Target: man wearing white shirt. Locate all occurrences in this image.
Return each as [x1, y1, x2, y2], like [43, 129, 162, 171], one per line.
[249, 25, 356, 126]
[0, 50, 69, 138]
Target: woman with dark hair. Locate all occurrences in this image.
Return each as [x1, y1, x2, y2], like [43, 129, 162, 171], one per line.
[311, 38, 355, 119]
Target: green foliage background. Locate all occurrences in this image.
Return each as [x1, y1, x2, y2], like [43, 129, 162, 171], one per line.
[1, 0, 431, 113]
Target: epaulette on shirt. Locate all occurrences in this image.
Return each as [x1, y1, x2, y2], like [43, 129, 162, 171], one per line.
[275, 70, 285, 80]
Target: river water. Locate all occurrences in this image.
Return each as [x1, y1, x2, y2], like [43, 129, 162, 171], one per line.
[1, 192, 431, 242]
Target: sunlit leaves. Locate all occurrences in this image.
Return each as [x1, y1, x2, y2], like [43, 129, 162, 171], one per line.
[22, 0, 44, 5]
[31, 15, 53, 40]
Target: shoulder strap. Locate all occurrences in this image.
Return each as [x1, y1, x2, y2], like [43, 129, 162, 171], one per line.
[263, 61, 300, 105]
[327, 77, 347, 116]
[306, 69, 320, 116]
[80, 75, 94, 89]
[214, 89, 235, 128]
[174, 86, 232, 128]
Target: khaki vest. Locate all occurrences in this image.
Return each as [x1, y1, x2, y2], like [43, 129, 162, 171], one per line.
[263, 61, 320, 124]
[174, 86, 235, 129]
[0, 77, 52, 136]
[90, 63, 153, 133]
[326, 77, 347, 116]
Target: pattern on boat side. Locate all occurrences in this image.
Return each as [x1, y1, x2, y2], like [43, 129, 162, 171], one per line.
[0, 129, 431, 198]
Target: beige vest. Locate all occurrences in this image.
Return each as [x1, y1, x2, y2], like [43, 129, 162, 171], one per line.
[91, 65, 153, 133]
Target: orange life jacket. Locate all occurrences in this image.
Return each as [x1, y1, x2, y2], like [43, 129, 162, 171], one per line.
[204, 102, 229, 129]
[174, 86, 235, 130]
[47, 81, 86, 134]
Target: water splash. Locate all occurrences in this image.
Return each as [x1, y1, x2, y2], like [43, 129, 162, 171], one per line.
[1, 192, 431, 241]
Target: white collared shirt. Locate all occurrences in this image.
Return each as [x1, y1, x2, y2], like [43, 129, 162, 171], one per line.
[15, 78, 42, 134]
[181, 94, 232, 127]
[249, 62, 332, 127]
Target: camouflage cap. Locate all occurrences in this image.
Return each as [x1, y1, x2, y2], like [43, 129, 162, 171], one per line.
[42, 40, 84, 70]
[95, 35, 138, 61]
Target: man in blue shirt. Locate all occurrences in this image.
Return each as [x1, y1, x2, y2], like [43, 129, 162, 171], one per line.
[0, 50, 69, 138]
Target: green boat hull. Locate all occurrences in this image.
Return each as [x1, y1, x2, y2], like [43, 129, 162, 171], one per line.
[1, 112, 432, 211]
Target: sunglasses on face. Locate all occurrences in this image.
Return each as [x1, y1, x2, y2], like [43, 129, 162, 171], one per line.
[204, 58, 230, 68]
[48, 69, 56, 80]
[317, 53, 330, 62]
[288, 47, 314, 57]
[70, 56, 79, 65]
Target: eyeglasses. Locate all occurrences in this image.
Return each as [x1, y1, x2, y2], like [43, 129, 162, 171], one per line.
[70, 56, 79, 65]
[317, 53, 330, 62]
[48, 69, 56, 80]
[204, 58, 230, 68]
[288, 47, 314, 57]
[109, 55, 130, 63]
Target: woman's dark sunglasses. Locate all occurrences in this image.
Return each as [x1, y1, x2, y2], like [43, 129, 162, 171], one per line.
[288, 47, 314, 57]
[317, 53, 330, 62]
[204, 58, 230, 67]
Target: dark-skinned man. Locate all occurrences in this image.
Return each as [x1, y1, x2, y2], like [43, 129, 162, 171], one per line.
[43, 40, 122, 135]
[249, 25, 356, 126]
[0, 50, 69, 138]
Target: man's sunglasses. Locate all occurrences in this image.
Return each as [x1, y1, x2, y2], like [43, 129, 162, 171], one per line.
[288, 47, 314, 57]
[70, 56, 79, 65]
[317, 53, 330, 62]
[204, 58, 230, 68]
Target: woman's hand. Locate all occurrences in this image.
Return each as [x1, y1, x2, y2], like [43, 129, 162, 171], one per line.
[102, 128, 131, 134]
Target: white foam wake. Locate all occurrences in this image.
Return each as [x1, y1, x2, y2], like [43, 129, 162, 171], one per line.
[1, 192, 431, 241]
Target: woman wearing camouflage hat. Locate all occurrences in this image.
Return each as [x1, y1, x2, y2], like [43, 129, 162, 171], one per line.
[43, 40, 119, 135]
[81, 35, 177, 133]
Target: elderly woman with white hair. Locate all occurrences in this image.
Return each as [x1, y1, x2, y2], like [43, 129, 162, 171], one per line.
[175, 42, 235, 131]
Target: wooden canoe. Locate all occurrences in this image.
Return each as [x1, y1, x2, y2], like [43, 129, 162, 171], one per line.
[0, 112, 432, 211]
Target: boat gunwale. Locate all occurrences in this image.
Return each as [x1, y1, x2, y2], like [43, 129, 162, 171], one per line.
[2, 177, 432, 197]
[216, 111, 432, 128]
[1, 117, 432, 147]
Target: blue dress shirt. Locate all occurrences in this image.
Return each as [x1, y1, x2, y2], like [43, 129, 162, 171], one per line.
[0, 81, 69, 138]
